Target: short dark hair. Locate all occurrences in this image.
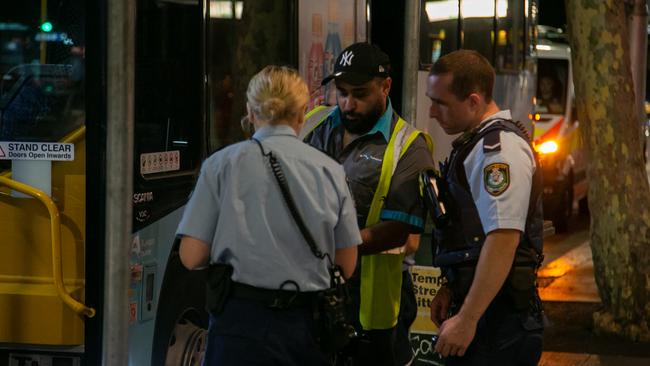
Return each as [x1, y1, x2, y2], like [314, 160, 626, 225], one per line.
[430, 49, 496, 102]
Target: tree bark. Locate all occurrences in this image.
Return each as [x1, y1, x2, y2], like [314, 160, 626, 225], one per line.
[566, 0, 650, 341]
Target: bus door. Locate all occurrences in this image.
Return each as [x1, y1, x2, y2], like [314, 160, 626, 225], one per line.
[0, 0, 91, 364]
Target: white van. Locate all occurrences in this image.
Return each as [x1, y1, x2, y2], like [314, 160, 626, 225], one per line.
[532, 26, 588, 232]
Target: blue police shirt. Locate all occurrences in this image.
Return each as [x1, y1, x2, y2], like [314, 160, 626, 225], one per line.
[176, 125, 361, 291]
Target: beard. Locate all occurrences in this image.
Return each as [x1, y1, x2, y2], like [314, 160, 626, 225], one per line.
[341, 104, 385, 135]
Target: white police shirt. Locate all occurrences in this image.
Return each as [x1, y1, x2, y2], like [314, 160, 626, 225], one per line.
[463, 110, 535, 234]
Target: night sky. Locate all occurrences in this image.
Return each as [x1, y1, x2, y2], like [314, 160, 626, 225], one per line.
[539, 0, 568, 30]
[1, 1, 41, 24]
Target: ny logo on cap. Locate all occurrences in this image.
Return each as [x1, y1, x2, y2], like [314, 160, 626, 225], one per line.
[340, 51, 354, 67]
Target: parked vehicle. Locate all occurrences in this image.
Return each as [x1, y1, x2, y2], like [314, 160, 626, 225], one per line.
[532, 26, 588, 232]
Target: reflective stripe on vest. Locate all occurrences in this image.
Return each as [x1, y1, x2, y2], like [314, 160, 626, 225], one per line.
[299, 105, 336, 140]
[305, 106, 434, 329]
[360, 118, 432, 330]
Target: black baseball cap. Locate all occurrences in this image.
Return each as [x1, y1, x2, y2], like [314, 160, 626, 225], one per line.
[321, 42, 391, 86]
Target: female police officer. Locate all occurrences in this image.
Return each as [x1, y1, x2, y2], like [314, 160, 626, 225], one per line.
[176, 65, 361, 365]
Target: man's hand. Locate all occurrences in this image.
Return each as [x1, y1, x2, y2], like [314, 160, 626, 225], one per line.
[358, 220, 410, 255]
[430, 285, 451, 327]
[434, 313, 478, 357]
[432, 229, 520, 358]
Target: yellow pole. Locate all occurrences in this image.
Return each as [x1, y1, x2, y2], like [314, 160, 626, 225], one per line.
[40, 0, 47, 64]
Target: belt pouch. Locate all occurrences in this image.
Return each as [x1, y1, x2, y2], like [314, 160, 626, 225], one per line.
[505, 266, 536, 311]
[449, 266, 475, 302]
[205, 263, 233, 315]
[315, 265, 357, 353]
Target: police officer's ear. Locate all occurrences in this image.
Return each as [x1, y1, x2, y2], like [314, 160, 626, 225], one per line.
[467, 92, 483, 111]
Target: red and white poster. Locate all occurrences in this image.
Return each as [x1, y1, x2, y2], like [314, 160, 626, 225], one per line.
[298, 0, 368, 109]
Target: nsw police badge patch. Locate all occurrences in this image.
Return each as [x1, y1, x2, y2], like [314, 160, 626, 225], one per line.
[484, 163, 510, 196]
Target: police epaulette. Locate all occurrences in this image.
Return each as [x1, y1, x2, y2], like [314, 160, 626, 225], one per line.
[483, 131, 501, 153]
[513, 120, 532, 140]
[482, 120, 532, 153]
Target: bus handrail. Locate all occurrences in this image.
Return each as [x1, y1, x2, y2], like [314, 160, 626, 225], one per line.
[60, 124, 86, 144]
[0, 125, 85, 178]
[0, 175, 96, 318]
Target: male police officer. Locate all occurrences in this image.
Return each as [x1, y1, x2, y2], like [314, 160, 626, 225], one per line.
[426, 50, 544, 365]
[303, 42, 434, 366]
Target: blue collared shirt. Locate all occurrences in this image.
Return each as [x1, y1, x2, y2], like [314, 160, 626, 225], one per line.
[327, 98, 394, 142]
[177, 125, 361, 291]
[304, 99, 434, 231]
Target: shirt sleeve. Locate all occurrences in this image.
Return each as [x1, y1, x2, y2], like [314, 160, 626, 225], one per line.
[175, 159, 221, 246]
[333, 168, 363, 249]
[380, 134, 435, 232]
[464, 131, 535, 234]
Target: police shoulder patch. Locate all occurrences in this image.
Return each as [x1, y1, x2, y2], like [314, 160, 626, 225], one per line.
[484, 163, 510, 196]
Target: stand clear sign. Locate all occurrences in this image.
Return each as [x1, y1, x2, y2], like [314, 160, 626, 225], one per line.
[0, 141, 74, 161]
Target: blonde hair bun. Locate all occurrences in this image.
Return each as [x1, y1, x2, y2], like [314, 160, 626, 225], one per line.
[261, 97, 287, 120]
[246, 65, 309, 124]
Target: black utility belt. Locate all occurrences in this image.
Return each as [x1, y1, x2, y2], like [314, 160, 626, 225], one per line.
[446, 265, 538, 312]
[230, 281, 319, 309]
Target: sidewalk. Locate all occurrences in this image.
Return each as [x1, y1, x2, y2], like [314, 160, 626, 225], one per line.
[537, 226, 650, 364]
[540, 352, 650, 366]
[539, 239, 599, 302]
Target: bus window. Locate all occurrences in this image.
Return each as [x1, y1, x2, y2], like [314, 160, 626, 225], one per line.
[0, 65, 82, 141]
[133, 0, 203, 231]
[0, 1, 85, 171]
[536, 58, 569, 115]
[208, 0, 296, 152]
[526, 0, 539, 58]
[460, 0, 495, 64]
[135, 0, 202, 181]
[420, 0, 460, 67]
[495, 0, 524, 72]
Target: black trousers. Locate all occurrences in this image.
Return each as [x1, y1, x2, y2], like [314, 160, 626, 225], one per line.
[340, 271, 416, 366]
[444, 293, 544, 366]
[395, 270, 417, 365]
[204, 298, 329, 366]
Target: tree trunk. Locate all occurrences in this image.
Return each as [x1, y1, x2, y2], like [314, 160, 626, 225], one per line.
[566, 0, 650, 341]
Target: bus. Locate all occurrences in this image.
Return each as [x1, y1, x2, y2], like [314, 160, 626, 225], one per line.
[414, 0, 538, 166]
[0, 0, 366, 365]
[0, 1, 536, 365]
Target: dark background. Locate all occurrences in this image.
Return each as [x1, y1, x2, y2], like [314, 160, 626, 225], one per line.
[539, 0, 568, 29]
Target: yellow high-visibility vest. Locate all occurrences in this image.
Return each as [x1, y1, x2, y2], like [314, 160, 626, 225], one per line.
[305, 106, 434, 330]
